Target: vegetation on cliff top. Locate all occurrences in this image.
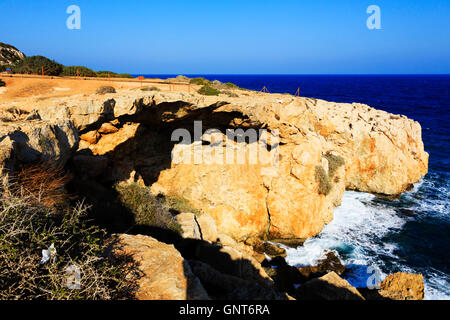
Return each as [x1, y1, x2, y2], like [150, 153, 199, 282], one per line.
[198, 84, 221, 96]
[96, 71, 134, 78]
[61, 66, 98, 78]
[12, 56, 63, 76]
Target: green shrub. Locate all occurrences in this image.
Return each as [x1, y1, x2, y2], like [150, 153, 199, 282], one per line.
[140, 86, 160, 91]
[224, 82, 239, 89]
[315, 166, 332, 196]
[12, 56, 63, 76]
[190, 77, 210, 85]
[61, 66, 97, 77]
[0, 79, 5, 87]
[198, 85, 220, 96]
[116, 73, 134, 79]
[157, 194, 202, 216]
[96, 71, 134, 79]
[0, 186, 134, 300]
[324, 152, 345, 178]
[115, 183, 181, 234]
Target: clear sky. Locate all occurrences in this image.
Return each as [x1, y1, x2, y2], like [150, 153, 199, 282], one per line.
[1, 0, 449, 74]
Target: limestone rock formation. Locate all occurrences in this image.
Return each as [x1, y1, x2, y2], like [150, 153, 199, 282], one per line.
[0, 43, 25, 65]
[378, 272, 424, 300]
[0, 119, 79, 168]
[297, 251, 346, 279]
[107, 234, 210, 300]
[175, 212, 202, 240]
[3, 90, 428, 243]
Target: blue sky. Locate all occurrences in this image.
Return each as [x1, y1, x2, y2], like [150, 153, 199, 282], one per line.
[1, 0, 449, 74]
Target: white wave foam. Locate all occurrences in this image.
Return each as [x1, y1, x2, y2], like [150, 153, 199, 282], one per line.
[283, 191, 404, 269]
[282, 190, 450, 299]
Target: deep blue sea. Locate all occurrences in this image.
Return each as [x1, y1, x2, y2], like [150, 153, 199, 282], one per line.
[146, 74, 450, 299]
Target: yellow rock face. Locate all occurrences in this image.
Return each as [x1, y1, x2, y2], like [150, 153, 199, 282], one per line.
[70, 91, 428, 241]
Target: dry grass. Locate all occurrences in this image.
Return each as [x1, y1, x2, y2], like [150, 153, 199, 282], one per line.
[0, 183, 137, 300]
[13, 162, 72, 209]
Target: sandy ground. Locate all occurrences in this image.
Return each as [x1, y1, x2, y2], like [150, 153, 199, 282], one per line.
[0, 75, 194, 112]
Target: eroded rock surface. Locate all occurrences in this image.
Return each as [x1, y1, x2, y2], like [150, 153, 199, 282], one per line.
[2, 90, 428, 242]
[108, 234, 209, 300]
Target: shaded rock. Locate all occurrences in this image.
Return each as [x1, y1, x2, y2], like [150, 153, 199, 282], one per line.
[197, 213, 218, 242]
[72, 154, 108, 178]
[263, 256, 306, 294]
[188, 259, 286, 300]
[296, 272, 365, 300]
[297, 251, 345, 279]
[107, 234, 209, 300]
[0, 136, 15, 176]
[263, 242, 287, 258]
[193, 242, 272, 286]
[175, 212, 202, 240]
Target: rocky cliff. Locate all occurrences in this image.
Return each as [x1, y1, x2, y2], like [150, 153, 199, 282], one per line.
[0, 43, 25, 66]
[0, 89, 428, 243]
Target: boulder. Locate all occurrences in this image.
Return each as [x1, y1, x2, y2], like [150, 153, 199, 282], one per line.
[0, 136, 15, 176]
[188, 259, 285, 300]
[107, 234, 209, 300]
[80, 131, 100, 144]
[175, 212, 202, 240]
[297, 251, 346, 279]
[98, 122, 119, 134]
[38, 99, 115, 131]
[296, 272, 365, 300]
[193, 242, 272, 286]
[196, 213, 218, 242]
[378, 272, 424, 300]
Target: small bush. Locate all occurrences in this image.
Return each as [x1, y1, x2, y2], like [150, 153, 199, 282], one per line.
[324, 152, 345, 178]
[115, 183, 181, 234]
[0, 79, 5, 87]
[140, 86, 160, 91]
[198, 85, 220, 96]
[96, 86, 116, 95]
[61, 66, 97, 77]
[315, 166, 332, 196]
[116, 73, 134, 79]
[190, 77, 210, 85]
[222, 90, 239, 97]
[12, 56, 63, 76]
[96, 71, 134, 79]
[0, 183, 134, 300]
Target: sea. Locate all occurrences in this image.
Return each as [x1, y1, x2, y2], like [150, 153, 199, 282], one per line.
[143, 74, 450, 300]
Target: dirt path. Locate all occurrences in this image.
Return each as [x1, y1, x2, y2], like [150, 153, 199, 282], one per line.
[0, 74, 195, 111]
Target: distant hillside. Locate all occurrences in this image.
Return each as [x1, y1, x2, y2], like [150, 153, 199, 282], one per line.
[0, 42, 25, 66]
